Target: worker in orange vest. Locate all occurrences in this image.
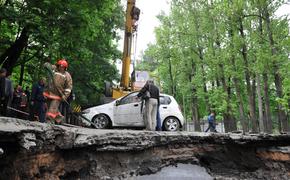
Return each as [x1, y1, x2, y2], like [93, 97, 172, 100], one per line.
[43, 59, 73, 124]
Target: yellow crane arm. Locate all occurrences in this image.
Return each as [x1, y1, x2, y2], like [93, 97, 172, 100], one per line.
[120, 0, 140, 89]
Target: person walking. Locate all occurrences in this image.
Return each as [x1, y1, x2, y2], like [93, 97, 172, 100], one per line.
[30, 78, 46, 122]
[205, 112, 217, 132]
[137, 80, 160, 131]
[43, 59, 72, 124]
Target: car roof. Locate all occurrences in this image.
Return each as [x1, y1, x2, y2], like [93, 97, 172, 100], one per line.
[127, 91, 173, 98]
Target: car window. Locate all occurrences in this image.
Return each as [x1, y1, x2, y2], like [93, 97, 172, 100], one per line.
[119, 92, 140, 105]
[160, 96, 171, 105]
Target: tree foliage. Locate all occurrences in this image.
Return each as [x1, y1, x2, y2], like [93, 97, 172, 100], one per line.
[0, 0, 123, 106]
[140, 0, 290, 133]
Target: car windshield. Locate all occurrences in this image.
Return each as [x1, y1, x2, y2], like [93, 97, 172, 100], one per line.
[118, 93, 172, 106]
[119, 92, 140, 105]
[160, 96, 171, 105]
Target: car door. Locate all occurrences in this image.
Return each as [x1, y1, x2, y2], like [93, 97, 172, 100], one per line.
[159, 95, 172, 122]
[114, 92, 143, 126]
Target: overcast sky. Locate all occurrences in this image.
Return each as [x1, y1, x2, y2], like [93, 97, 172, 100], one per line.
[119, 0, 289, 57]
[118, 0, 170, 55]
[117, 0, 170, 72]
[134, 0, 170, 58]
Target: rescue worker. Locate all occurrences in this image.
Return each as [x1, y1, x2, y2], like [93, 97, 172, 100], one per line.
[43, 59, 72, 124]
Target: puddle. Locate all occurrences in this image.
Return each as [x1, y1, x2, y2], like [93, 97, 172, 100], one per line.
[136, 163, 213, 180]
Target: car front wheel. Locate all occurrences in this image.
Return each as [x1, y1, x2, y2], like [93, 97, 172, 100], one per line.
[163, 117, 180, 131]
[92, 114, 110, 129]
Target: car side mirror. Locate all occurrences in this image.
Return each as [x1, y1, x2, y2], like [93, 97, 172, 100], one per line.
[116, 100, 120, 106]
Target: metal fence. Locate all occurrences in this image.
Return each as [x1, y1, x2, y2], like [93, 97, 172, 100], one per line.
[184, 121, 225, 133]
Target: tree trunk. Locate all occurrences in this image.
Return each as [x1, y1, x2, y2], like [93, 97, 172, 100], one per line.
[168, 55, 175, 97]
[215, 27, 236, 132]
[19, 63, 25, 86]
[238, 16, 257, 132]
[199, 59, 209, 113]
[220, 65, 235, 132]
[256, 74, 264, 133]
[191, 92, 200, 132]
[0, 27, 29, 74]
[263, 73, 272, 133]
[256, 1, 266, 133]
[227, 13, 247, 132]
[252, 76, 258, 131]
[233, 76, 247, 133]
[263, 4, 288, 133]
[190, 59, 200, 132]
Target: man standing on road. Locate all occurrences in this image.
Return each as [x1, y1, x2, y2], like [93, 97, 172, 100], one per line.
[137, 80, 160, 131]
[0, 68, 8, 116]
[43, 59, 73, 124]
[0, 68, 13, 116]
[205, 112, 217, 132]
[30, 78, 46, 122]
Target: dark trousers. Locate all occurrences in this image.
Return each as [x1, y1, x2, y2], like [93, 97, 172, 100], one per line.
[156, 106, 162, 131]
[59, 101, 70, 123]
[205, 121, 217, 132]
[0, 97, 8, 116]
[30, 101, 46, 122]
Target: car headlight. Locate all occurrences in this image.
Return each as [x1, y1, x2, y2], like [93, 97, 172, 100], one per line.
[82, 109, 90, 114]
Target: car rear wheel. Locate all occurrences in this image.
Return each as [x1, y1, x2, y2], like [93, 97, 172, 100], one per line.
[163, 117, 180, 131]
[92, 114, 110, 129]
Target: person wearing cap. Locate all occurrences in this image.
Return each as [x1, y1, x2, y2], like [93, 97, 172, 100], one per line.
[43, 59, 73, 124]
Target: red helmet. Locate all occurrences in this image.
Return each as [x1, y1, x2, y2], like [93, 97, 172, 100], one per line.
[56, 59, 68, 68]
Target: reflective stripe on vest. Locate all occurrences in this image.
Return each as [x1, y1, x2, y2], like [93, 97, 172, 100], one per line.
[43, 92, 61, 100]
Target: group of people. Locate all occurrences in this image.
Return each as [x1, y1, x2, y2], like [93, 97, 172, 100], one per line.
[1, 59, 218, 132]
[0, 69, 29, 118]
[0, 59, 73, 125]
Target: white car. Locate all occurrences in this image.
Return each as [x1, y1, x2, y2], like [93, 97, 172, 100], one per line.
[82, 92, 184, 131]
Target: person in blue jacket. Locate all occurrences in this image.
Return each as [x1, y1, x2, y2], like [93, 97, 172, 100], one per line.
[205, 112, 217, 132]
[30, 78, 46, 122]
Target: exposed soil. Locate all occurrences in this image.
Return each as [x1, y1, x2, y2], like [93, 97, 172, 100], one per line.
[0, 118, 289, 180]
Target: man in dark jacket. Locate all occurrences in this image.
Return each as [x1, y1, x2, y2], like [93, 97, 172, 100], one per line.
[0, 68, 13, 116]
[0, 68, 7, 116]
[5, 75, 13, 116]
[30, 78, 46, 122]
[137, 80, 160, 131]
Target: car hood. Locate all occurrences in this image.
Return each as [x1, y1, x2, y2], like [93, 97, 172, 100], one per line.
[89, 101, 115, 111]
